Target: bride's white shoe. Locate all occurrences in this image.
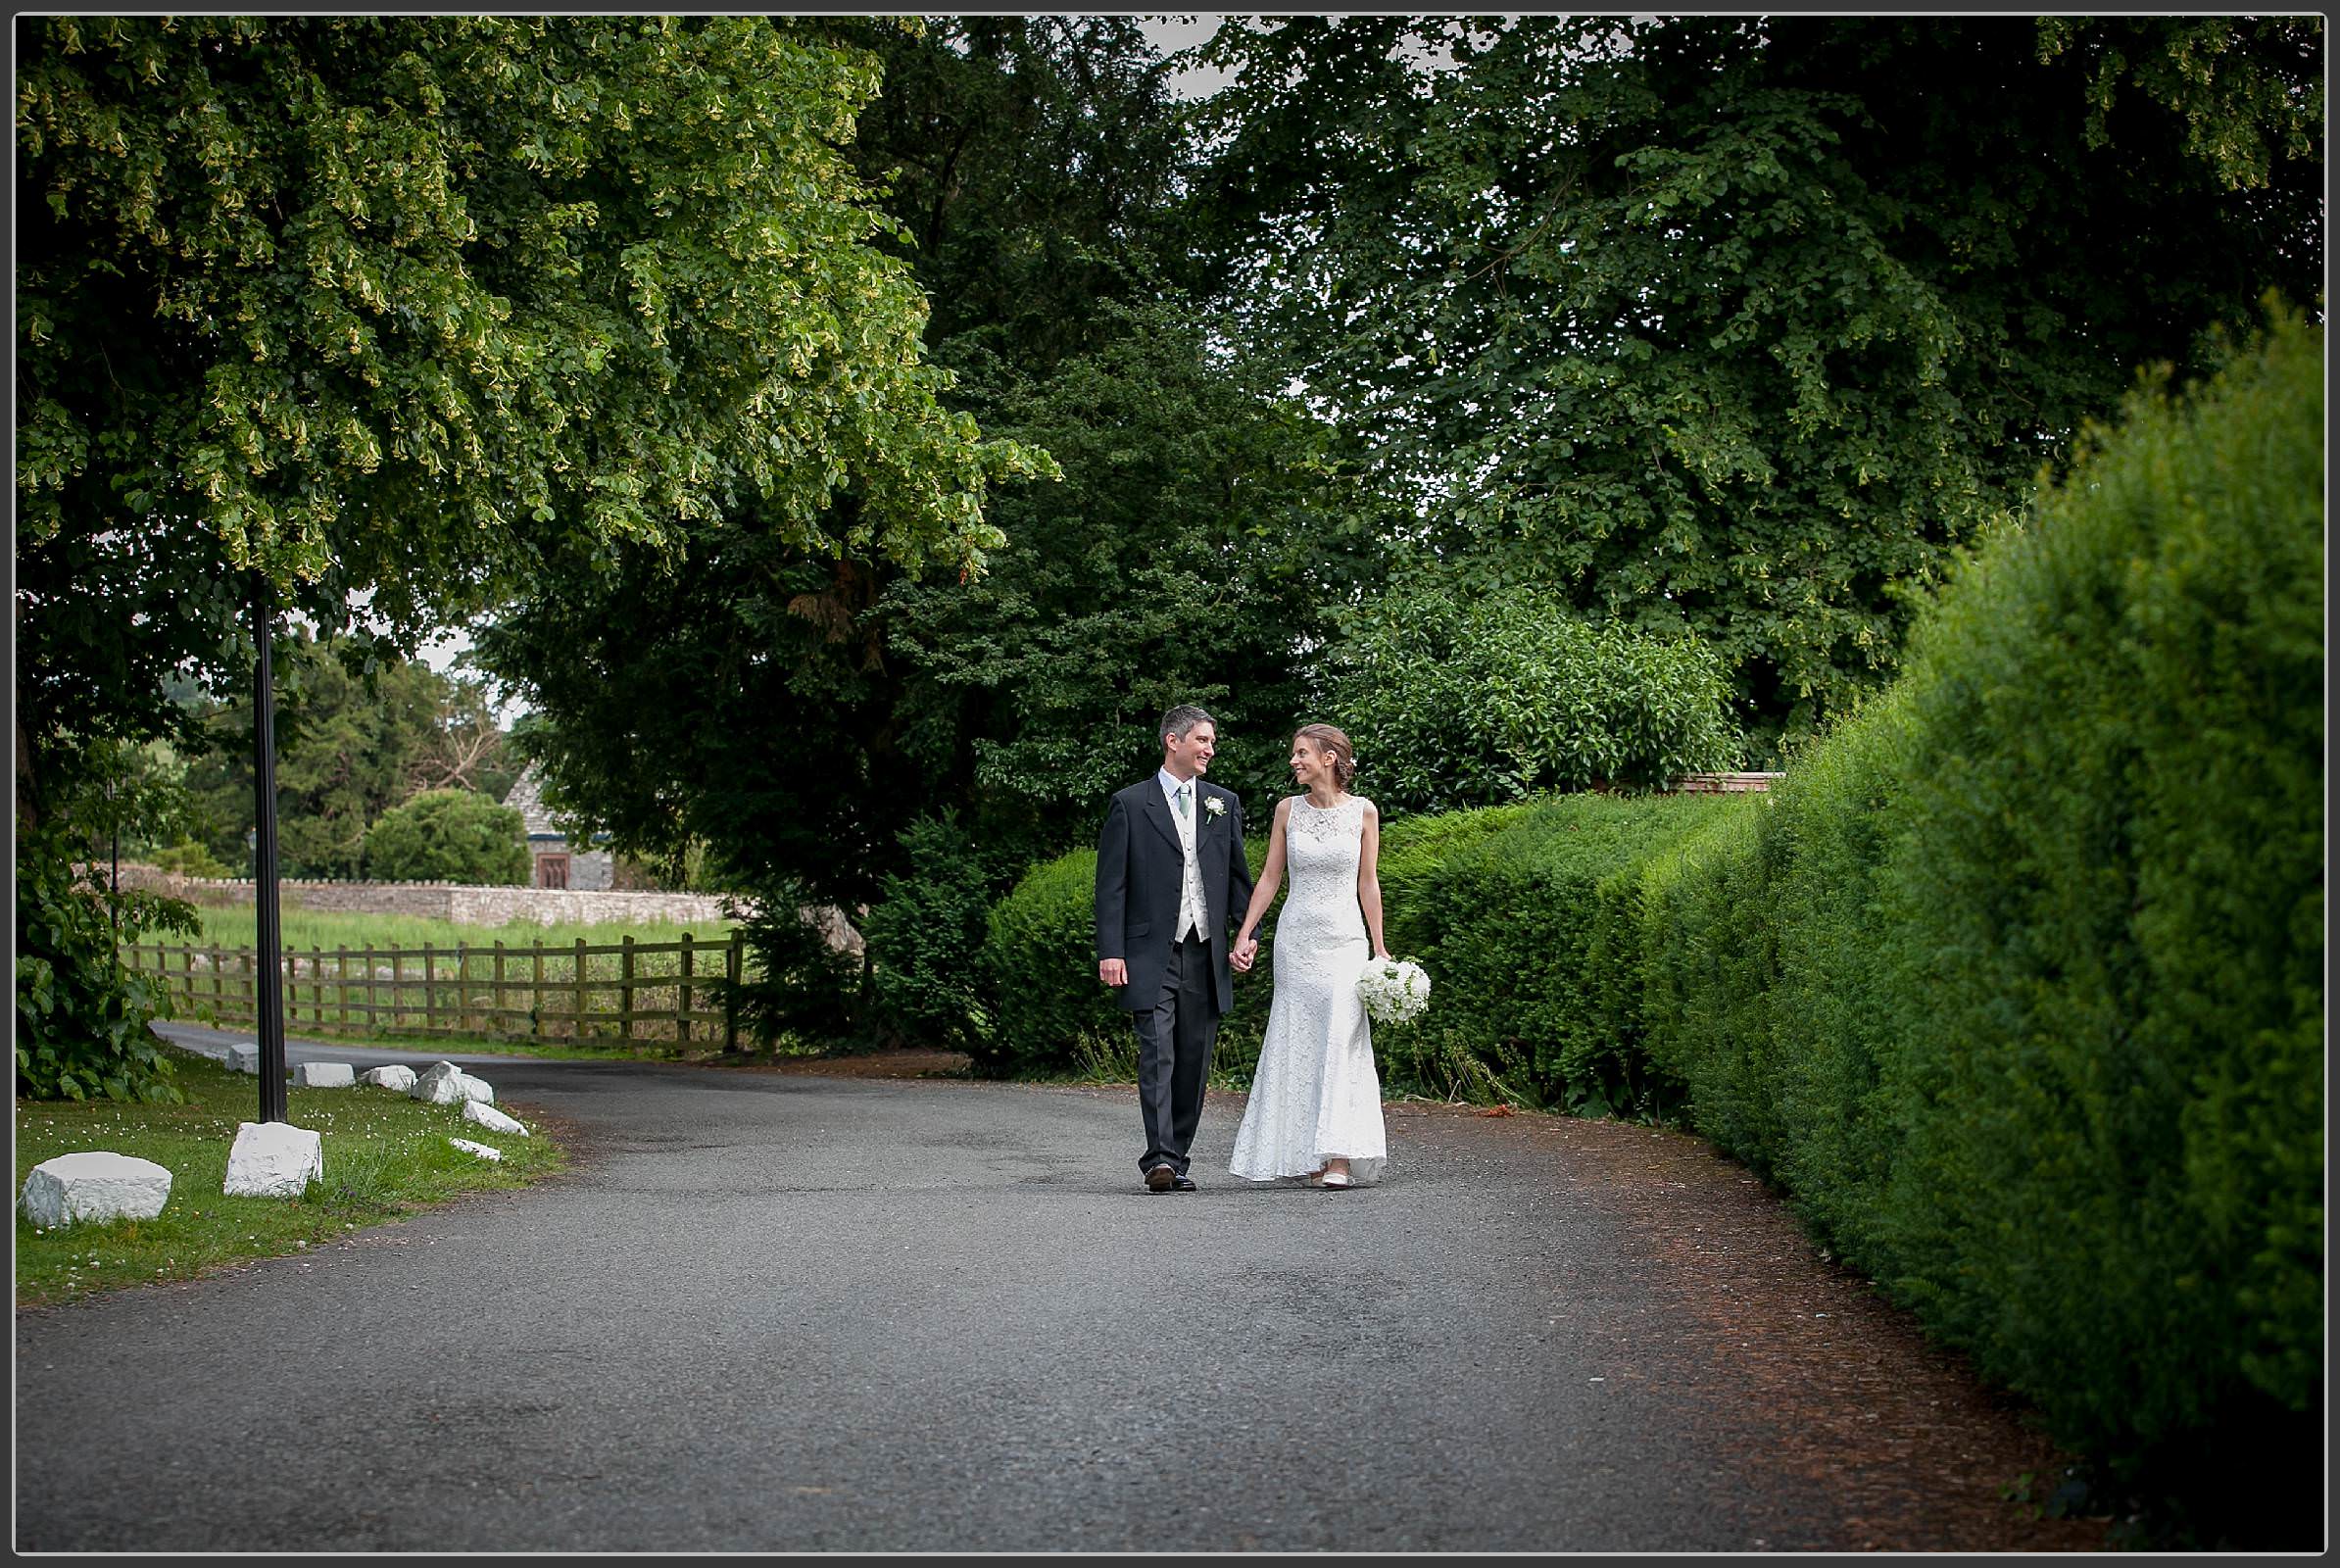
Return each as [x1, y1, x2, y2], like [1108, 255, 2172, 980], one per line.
[1320, 1169, 1353, 1189]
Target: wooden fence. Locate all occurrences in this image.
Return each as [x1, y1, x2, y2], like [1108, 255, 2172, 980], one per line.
[122, 931, 754, 1050]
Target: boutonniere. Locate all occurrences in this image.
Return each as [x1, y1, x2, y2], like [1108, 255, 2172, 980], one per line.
[1203, 796, 1226, 821]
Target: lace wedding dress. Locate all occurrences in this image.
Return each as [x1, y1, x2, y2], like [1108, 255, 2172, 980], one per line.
[1229, 794, 1388, 1185]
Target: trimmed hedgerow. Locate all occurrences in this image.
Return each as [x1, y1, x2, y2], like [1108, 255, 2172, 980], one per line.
[974, 793, 1731, 1109]
[1382, 793, 1733, 1113]
[972, 837, 1275, 1082]
[1639, 309, 2322, 1545]
[1872, 312, 2321, 1544]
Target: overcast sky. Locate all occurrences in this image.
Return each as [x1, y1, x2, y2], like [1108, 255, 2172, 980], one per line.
[1138, 14, 1238, 99]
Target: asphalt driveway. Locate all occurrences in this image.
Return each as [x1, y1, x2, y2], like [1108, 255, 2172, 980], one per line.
[15, 1026, 2105, 1551]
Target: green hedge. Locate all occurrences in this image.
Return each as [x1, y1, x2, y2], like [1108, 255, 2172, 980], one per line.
[973, 839, 1274, 1081]
[974, 794, 1731, 1110]
[1381, 794, 1733, 1112]
[1639, 312, 2323, 1544]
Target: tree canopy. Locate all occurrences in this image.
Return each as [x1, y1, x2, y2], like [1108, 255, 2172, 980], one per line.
[1184, 15, 2323, 745]
[475, 18, 1392, 915]
[16, 15, 1041, 825]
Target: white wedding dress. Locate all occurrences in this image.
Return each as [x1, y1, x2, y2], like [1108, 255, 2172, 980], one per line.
[1229, 794, 1388, 1185]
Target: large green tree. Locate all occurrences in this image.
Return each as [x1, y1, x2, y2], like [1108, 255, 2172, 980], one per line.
[17, 15, 1034, 825]
[1186, 15, 2323, 747]
[477, 19, 1388, 909]
[16, 15, 1035, 1092]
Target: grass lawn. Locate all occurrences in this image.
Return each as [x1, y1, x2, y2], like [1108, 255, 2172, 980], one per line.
[183, 905, 739, 954]
[15, 1044, 566, 1308]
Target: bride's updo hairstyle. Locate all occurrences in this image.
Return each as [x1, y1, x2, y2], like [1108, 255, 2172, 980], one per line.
[1294, 723, 1358, 790]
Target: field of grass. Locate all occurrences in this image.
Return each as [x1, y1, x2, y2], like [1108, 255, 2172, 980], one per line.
[15, 1045, 566, 1308]
[181, 905, 739, 954]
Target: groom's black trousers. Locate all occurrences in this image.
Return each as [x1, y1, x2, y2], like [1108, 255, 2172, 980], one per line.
[1133, 935, 1220, 1178]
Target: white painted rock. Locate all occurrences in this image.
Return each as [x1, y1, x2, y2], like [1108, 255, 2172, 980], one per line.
[20, 1152, 173, 1228]
[358, 1064, 416, 1092]
[408, 1061, 470, 1105]
[448, 1137, 504, 1162]
[223, 1121, 323, 1199]
[225, 1045, 259, 1075]
[463, 1100, 526, 1137]
[456, 1072, 494, 1105]
[293, 1061, 355, 1089]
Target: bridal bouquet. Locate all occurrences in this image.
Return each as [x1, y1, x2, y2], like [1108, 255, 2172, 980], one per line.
[1357, 956, 1432, 1024]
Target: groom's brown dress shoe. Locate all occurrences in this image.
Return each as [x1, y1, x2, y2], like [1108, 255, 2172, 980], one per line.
[1145, 1164, 1175, 1193]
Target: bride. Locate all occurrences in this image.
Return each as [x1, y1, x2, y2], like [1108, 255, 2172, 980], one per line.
[1227, 722, 1389, 1189]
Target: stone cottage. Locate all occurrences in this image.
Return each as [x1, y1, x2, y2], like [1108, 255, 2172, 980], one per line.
[501, 762, 614, 890]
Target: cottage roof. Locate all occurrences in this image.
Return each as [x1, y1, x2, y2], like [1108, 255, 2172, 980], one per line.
[501, 762, 564, 841]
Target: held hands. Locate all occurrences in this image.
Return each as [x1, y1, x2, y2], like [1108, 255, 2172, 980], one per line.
[1231, 934, 1260, 972]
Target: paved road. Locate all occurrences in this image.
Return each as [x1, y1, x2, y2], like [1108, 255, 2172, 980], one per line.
[16, 1027, 2099, 1551]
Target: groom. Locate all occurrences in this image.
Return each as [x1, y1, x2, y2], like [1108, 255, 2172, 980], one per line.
[1095, 704, 1253, 1193]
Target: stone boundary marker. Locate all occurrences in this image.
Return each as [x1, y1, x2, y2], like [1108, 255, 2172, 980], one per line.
[20, 1061, 526, 1226]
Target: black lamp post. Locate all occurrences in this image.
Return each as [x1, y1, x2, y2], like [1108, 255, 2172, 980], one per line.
[252, 575, 288, 1123]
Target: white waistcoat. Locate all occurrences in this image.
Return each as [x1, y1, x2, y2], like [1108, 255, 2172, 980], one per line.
[1173, 787, 1207, 942]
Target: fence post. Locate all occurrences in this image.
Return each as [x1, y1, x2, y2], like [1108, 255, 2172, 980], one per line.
[725, 928, 744, 1054]
[494, 941, 507, 1039]
[573, 937, 588, 1042]
[388, 941, 401, 1032]
[620, 934, 636, 1044]
[337, 946, 350, 1032]
[456, 941, 469, 1035]
[678, 931, 694, 1049]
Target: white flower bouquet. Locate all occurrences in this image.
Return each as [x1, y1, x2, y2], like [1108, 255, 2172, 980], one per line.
[1357, 956, 1432, 1024]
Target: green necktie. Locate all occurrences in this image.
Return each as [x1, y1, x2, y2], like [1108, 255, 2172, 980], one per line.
[1177, 783, 1191, 818]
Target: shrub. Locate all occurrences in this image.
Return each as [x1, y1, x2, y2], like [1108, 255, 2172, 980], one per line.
[363, 789, 529, 884]
[1315, 578, 1744, 812]
[975, 838, 1274, 1082]
[862, 813, 998, 1050]
[1869, 310, 2323, 1543]
[15, 824, 197, 1102]
[722, 888, 868, 1052]
[976, 794, 1729, 1110]
[976, 848, 1134, 1079]
[145, 837, 232, 877]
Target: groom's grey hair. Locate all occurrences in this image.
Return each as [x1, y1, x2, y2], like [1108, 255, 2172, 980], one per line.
[1159, 704, 1217, 746]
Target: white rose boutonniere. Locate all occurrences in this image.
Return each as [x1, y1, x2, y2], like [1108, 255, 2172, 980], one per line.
[1203, 796, 1226, 820]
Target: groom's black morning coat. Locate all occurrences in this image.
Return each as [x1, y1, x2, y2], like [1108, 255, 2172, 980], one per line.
[1094, 776, 1252, 1015]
